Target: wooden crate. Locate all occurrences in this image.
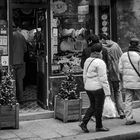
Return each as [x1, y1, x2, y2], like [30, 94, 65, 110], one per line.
[54, 96, 82, 123]
[0, 103, 19, 129]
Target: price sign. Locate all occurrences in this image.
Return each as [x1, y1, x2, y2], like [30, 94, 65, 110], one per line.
[1, 56, 8, 66]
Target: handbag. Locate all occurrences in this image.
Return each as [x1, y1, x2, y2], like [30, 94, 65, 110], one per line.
[127, 52, 140, 77]
[84, 58, 95, 83]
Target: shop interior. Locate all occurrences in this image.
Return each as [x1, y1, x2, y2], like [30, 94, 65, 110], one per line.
[12, 8, 47, 113]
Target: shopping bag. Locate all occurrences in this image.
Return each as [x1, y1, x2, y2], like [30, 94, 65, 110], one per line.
[103, 96, 119, 118]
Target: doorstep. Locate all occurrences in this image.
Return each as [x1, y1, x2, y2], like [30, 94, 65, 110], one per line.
[19, 110, 54, 121]
[19, 100, 140, 121]
[19, 109, 85, 121]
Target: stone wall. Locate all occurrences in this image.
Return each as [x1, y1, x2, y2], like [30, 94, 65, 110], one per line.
[117, 0, 140, 52]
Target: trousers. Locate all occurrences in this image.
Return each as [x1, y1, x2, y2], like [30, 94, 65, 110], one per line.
[82, 88, 105, 128]
[110, 81, 124, 116]
[125, 89, 140, 121]
[13, 64, 25, 102]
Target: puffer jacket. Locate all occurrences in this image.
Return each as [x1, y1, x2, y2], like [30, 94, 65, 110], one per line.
[119, 51, 140, 89]
[83, 57, 111, 96]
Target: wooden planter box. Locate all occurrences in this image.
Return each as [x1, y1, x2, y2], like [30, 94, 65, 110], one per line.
[0, 103, 19, 129]
[54, 96, 82, 123]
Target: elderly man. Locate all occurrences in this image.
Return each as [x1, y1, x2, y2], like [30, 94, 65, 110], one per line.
[12, 24, 27, 103]
[119, 38, 140, 125]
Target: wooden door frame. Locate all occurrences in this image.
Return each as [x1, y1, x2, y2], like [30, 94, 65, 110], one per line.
[110, 0, 117, 42]
[8, 0, 51, 109]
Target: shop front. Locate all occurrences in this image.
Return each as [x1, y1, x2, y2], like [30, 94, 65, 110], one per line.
[3, 0, 116, 113]
[0, 0, 139, 119]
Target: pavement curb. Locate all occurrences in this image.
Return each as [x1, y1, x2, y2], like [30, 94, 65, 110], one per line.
[95, 131, 140, 140]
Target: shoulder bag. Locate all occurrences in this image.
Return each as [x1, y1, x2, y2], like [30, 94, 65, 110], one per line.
[127, 51, 140, 77]
[84, 58, 95, 83]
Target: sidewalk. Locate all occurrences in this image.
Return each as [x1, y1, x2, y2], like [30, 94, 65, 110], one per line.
[1, 108, 140, 140]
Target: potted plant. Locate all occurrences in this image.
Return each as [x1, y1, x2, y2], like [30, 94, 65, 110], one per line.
[0, 67, 19, 129]
[54, 70, 82, 123]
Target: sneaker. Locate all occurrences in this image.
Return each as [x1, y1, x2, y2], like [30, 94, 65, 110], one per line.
[96, 127, 109, 132]
[79, 123, 89, 133]
[125, 120, 136, 125]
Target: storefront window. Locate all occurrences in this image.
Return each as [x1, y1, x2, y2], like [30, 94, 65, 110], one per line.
[50, 0, 110, 75]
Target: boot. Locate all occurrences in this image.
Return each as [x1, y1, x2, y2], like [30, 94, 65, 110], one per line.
[79, 122, 89, 133]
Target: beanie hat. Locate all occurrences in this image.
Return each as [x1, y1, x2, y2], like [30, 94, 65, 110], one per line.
[130, 37, 139, 42]
[91, 43, 102, 52]
[129, 38, 140, 53]
[130, 37, 139, 46]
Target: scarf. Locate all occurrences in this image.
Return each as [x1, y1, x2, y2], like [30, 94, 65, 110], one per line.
[128, 45, 140, 53]
[90, 52, 102, 59]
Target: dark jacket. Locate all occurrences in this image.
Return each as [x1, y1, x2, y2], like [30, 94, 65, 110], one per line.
[12, 30, 27, 65]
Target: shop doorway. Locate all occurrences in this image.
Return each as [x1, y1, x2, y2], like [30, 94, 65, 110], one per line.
[10, 3, 48, 113]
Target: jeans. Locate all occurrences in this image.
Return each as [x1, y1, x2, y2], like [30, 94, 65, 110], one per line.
[82, 88, 105, 128]
[110, 81, 124, 116]
[125, 89, 140, 121]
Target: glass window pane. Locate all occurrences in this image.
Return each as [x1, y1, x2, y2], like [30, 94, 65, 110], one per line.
[50, 0, 111, 75]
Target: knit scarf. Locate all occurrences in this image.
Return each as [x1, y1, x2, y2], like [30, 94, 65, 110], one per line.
[128, 45, 140, 53]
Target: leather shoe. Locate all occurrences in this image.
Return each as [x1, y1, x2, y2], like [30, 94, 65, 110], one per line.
[79, 123, 89, 133]
[125, 120, 136, 125]
[96, 127, 109, 132]
[120, 115, 125, 119]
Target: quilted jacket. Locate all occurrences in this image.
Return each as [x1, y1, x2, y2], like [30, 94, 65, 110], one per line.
[119, 51, 140, 89]
[83, 57, 111, 96]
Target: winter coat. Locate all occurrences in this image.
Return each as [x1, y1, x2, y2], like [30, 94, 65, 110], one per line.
[119, 51, 140, 89]
[80, 46, 108, 69]
[83, 57, 111, 96]
[12, 30, 27, 65]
